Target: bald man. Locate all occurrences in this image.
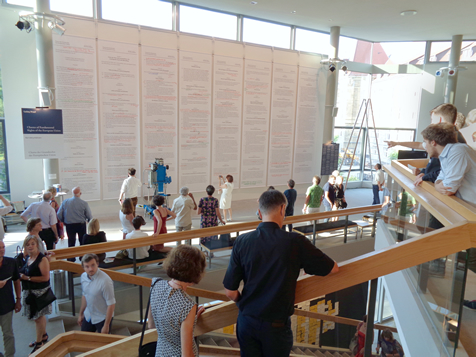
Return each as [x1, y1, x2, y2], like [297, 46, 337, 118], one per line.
[58, 187, 93, 260]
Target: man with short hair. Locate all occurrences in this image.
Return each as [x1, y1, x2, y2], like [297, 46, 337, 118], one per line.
[322, 175, 336, 219]
[303, 176, 323, 215]
[21, 192, 58, 249]
[119, 168, 142, 214]
[78, 253, 115, 334]
[125, 216, 149, 260]
[283, 179, 297, 232]
[171, 186, 197, 245]
[0, 241, 21, 357]
[58, 187, 93, 258]
[372, 164, 385, 205]
[223, 190, 338, 357]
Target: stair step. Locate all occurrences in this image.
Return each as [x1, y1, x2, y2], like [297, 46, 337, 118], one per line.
[111, 326, 131, 336]
[333, 352, 341, 357]
[293, 347, 305, 354]
[217, 339, 232, 348]
[304, 348, 317, 356]
[202, 337, 219, 346]
[325, 352, 334, 357]
[314, 351, 326, 357]
[342, 353, 351, 357]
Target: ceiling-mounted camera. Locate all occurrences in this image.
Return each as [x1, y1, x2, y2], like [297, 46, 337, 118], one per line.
[329, 64, 336, 72]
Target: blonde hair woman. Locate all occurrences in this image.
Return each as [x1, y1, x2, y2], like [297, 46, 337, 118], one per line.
[82, 218, 107, 263]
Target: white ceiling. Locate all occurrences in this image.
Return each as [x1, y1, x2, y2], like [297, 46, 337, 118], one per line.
[180, 0, 476, 42]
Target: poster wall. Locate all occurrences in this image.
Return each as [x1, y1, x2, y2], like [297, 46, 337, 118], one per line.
[240, 60, 272, 188]
[98, 40, 141, 200]
[178, 51, 212, 192]
[267, 64, 298, 186]
[141, 46, 179, 194]
[53, 36, 101, 200]
[211, 56, 243, 187]
[293, 67, 320, 184]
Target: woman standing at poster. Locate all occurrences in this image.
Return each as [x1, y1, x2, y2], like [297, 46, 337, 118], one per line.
[218, 175, 234, 222]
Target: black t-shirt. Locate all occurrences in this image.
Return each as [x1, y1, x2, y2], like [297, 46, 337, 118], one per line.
[20, 253, 50, 290]
[323, 182, 335, 205]
[82, 231, 107, 262]
[283, 189, 297, 216]
[0, 257, 20, 315]
[223, 222, 335, 322]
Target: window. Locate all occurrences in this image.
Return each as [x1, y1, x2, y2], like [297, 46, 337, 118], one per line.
[335, 73, 372, 126]
[429, 41, 476, 62]
[294, 28, 330, 54]
[372, 42, 426, 65]
[179, 5, 237, 40]
[5, 0, 33, 7]
[101, 0, 173, 30]
[243, 18, 291, 49]
[339, 36, 373, 64]
[50, 0, 93, 17]
[0, 71, 10, 194]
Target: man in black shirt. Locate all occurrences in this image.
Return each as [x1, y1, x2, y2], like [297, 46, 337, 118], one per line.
[0, 241, 22, 357]
[223, 190, 338, 357]
[283, 179, 297, 232]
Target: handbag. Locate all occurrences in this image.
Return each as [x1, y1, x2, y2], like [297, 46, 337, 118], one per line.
[349, 334, 359, 356]
[36, 287, 56, 311]
[139, 279, 160, 357]
[14, 245, 25, 270]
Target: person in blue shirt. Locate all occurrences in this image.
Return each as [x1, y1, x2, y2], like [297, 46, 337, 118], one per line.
[282, 179, 297, 232]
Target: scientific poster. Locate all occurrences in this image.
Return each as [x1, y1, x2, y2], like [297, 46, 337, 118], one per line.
[267, 64, 297, 186]
[178, 51, 212, 192]
[240, 60, 272, 188]
[211, 55, 243, 188]
[53, 35, 100, 200]
[293, 67, 320, 184]
[98, 40, 140, 200]
[141, 46, 178, 195]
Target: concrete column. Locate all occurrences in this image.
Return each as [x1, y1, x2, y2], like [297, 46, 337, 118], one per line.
[444, 35, 463, 104]
[323, 26, 340, 146]
[35, 0, 60, 189]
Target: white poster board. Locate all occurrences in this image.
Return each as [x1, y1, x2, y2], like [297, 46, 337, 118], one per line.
[141, 46, 179, 194]
[98, 40, 141, 200]
[267, 63, 298, 186]
[178, 51, 212, 192]
[22, 108, 65, 159]
[211, 55, 243, 188]
[53, 35, 101, 200]
[240, 60, 272, 188]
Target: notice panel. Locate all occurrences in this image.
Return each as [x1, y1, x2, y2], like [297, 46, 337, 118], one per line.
[98, 41, 140, 200]
[293, 67, 320, 184]
[267, 64, 297, 186]
[141, 46, 178, 194]
[240, 60, 272, 188]
[211, 56, 243, 188]
[53, 36, 100, 200]
[178, 51, 212, 192]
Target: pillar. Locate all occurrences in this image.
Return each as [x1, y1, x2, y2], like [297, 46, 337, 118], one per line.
[444, 35, 463, 104]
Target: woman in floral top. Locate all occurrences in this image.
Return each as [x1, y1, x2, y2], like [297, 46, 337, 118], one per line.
[198, 185, 226, 246]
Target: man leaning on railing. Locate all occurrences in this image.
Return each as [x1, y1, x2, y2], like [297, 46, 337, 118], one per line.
[223, 189, 339, 357]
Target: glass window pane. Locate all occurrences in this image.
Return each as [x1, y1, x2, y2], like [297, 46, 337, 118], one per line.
[0, 121, 9, 193]
[243, 18, 291, 49]
[295, 28, 330, 54]
[334, 127, 364, 172]
[373, 42, 426, 65]
[429, 41, 476, 62]
[179, 5, 236, 40]
[339, 37, 373, 64]
[102, 0, 172, 30]
[50, 0, 93, 17]
[335, 73, 372, 126]
[0, 70, 3, 119]
[5, 0, 33, 7]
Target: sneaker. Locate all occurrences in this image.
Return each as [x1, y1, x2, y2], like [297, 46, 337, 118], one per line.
[463, 300, 476, 309]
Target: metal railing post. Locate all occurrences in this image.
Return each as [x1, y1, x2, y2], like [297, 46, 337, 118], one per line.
[68, 271, 76, 316]
[371, 211, 377, 237]
[344, 215, 349, 243]
[313, 220, 317, 245]
[364, 278, 378, 357]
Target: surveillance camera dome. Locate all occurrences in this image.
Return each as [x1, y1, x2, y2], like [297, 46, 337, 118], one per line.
[341, 65, 348, 71]
[15, 20, 31, 32]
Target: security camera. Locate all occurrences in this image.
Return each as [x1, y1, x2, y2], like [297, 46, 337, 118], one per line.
[15, 19, 32, 33]
[341, 65, 348, 71]
[435, 69, 443, 77]
[329, 64, 336, 72]
[448, 68, 456, 76]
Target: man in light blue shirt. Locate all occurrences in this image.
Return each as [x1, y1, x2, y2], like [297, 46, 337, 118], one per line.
[78, 253, 115, 334]
[421, 123, 476, 204]
[58, 187, 93, 259]
[21, 192, 58, 249]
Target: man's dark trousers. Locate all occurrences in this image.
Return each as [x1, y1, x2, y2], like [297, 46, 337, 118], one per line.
[65, 223, 86, 261]
[372, 185, 380, 205]
[236, 313, 293, 357]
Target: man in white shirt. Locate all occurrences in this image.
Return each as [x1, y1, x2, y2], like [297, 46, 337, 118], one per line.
[21, 192, 58, 249]
[421, 123, 476, 203]
[372, 164, 385, 205]
[119, 168, 142, 214]
[78, 254, 115, 334]
[125, 216, 149, 260]
[171, 186, 197, 245]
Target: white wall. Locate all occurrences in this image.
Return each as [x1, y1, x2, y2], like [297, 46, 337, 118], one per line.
[0, 5, 327, 217]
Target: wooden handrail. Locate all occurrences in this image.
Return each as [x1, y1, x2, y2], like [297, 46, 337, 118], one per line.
[194, 221, 476, 335]
[30, 331, 126, 357]
[49, 204, 382, 260]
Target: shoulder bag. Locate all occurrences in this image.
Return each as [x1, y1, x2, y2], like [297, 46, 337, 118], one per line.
[139, 279, 160, 357]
